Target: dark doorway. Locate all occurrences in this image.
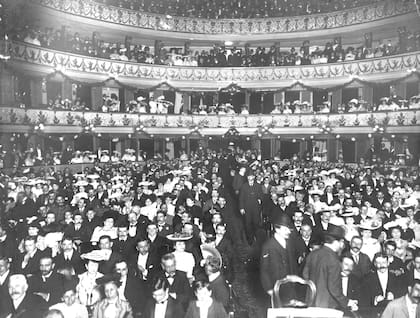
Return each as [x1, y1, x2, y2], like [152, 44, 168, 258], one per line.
[260, 139, 271, 159]
[280, 141, 300, 159]
[341, 139, 356, 163]
[74, 134, 93, 151]
[139, 138, 154, 159]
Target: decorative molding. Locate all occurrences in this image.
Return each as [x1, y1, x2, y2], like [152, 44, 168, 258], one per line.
[34, 0, 414, 35]
[6, 41, 420, 91]
[0, 108, 418, 136]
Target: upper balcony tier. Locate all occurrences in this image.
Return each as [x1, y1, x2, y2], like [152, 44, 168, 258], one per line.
[5, 41, 420, 91]
[0, 107, 419, 136]
[31, 0, 418, 42]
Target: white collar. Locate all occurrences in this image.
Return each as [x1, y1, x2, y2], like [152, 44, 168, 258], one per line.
[208, 272, 220, 282]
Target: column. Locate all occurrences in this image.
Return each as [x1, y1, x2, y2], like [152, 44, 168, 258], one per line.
[30, 78, 43, 108]
[331, 89, 342, 112]
[0, 66, 15, 106]
[393, 83, 406, 99]
[91, 87, 103, 111]
[124, 89, 134, 105]
[361, 86, 373, 106]
[327, 138, 338, 162]
[273, 91, 284, 105]
[355, 137, 372, 162]
[62, 79, 73, 101]
[244, 91, 250, 107]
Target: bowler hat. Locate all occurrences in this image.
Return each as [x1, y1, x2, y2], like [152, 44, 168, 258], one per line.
[325, 224, 345, 240]
[273, 214, 293, 229]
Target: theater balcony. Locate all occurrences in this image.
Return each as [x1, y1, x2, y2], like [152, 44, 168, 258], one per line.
[27, 0, 419, 42]
[2, 41, 420, 91]
[0, 106, 419, 136]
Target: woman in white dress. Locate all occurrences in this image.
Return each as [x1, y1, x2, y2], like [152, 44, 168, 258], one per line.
[172, 240, 195, 281]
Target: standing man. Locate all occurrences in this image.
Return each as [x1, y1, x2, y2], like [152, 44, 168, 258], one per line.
[303, 224, 358, 311]
[239, 171, 263, 245]
[260, 214, 298, 300]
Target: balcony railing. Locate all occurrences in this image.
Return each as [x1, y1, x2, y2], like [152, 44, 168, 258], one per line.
[34, 0, 414, 35]
[7, 41, 420, 91]
[1, 107, 418, 136]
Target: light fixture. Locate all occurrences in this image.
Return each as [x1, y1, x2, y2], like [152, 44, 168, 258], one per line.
[224, 41, 233, 46]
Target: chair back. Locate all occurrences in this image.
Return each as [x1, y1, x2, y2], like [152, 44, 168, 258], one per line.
[271, 275, 316, 308]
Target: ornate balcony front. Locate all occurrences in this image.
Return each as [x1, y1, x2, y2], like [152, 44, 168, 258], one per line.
[30, 0, 417, 41]
[6, 41, 420, 91]
[1, 107, 418, 136]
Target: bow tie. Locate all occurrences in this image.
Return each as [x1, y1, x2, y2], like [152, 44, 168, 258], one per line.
[166, 273, 175, 278]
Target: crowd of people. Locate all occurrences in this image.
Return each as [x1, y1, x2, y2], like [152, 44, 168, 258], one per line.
[26, 89, 420, 116]
[95, 0, 383, 19]
[0, 143, 419, 318]
[14, 25, 420, 68]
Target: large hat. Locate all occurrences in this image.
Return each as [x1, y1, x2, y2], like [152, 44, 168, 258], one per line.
[200, 244, 223, 267]
[359, 220, 381, 231]
[325, 224, 345, 240]
[273, 214, 293, 229]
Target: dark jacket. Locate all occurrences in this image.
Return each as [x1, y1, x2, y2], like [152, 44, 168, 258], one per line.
[303, 245, 348, 309]
[53, 249, 85, 275]
[184, 300, 228, 318]
[14, 250, 44, 276]
[28, 271, 65, 306]
[260, 236, 298, 293]
[0, 292, 48, 318]
[209, 274, 229, 308]
[154, 270, 192, 310]
[342, 251, 372, 280]
[361, 270, 405, 309]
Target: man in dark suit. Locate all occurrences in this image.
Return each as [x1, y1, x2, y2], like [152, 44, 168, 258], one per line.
[128, 237, 160, 281]
[113, 226, 136, 260]
[0, 225, 18, 262]
[133, 186, 147, 207]
[303, 224, 358, 311]
[406, 251, 420, 286]
[371, 191, 386, 210]
[127, 211, 149, 239]
[239, 172, 263, 245]
[292, 223, 316, 273]
[0, 274, 48, 318]
[115, 260, 148, 316]
[95, 185, 108, 206]
[14, 236, 44, 276]
[64, 213, 90, 240]
[53, 237, 85, 275]
[343, 236, 372, 280]
[156, 211, 173, 238]
[155, 253, 192, 310]
[144, 278, 184, 318]
[97, 235, 123, 275]
[361, 253, 405, 315]
[340, 256, 361, 302]
[214, 223, 234, 282]
[260, 214, 298, 299]
[27, 256, 65, 306]
[0, 256, 12, 295]
[147, 223, 170, 259]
